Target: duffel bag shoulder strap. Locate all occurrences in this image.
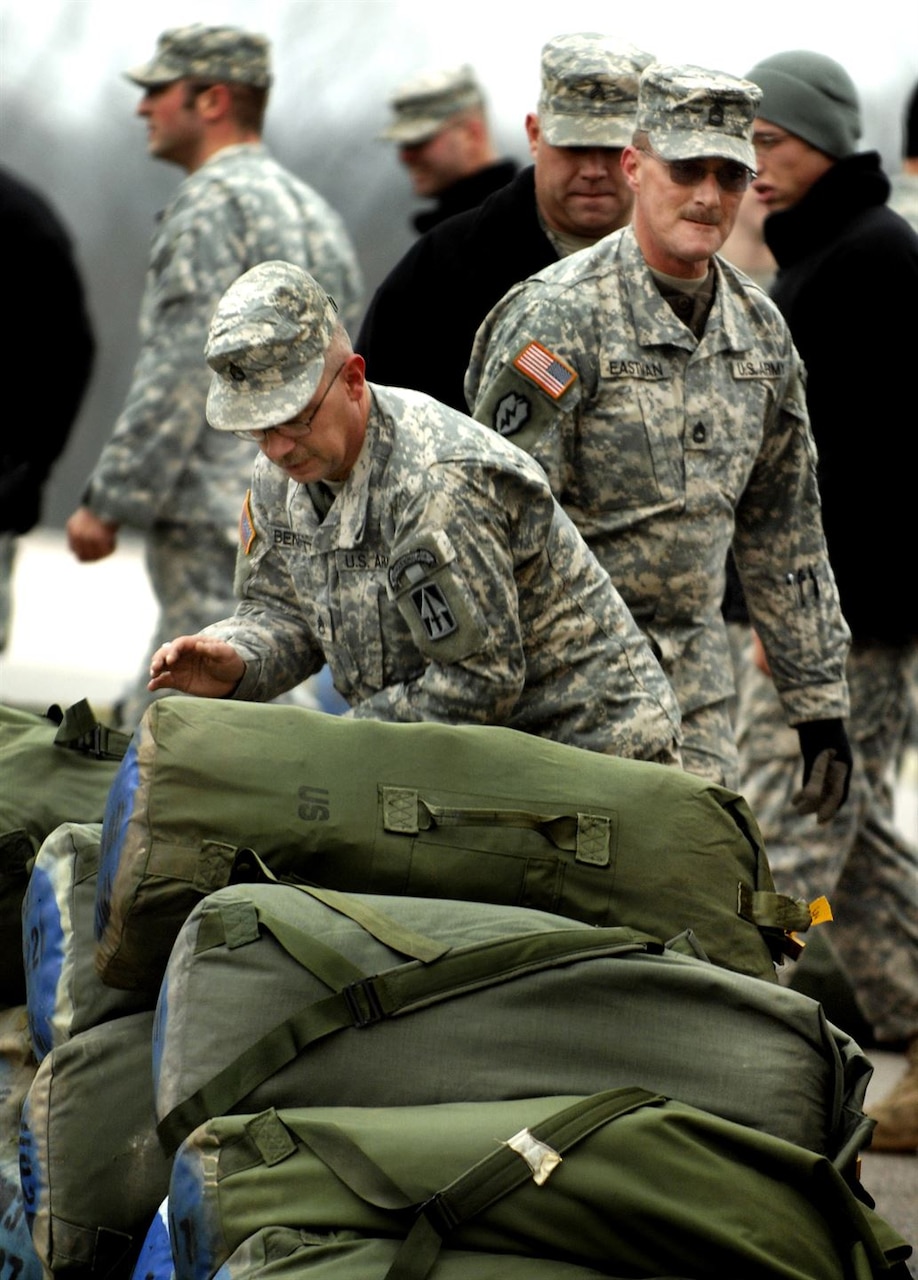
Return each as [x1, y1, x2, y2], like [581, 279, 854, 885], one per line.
[158, 899, 661, 1154]
[387, 1086, 667, 1280]
[242, 1087, 664, 1280]
[51, 699, 132, 762]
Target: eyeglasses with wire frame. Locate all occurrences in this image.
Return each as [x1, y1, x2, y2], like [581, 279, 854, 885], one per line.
[638, 144, 754, 194]
[233, 362, 347, 442]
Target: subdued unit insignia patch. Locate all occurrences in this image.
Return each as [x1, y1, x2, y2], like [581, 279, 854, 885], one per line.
[494, 391, 531, 436]
[239, 490, 256, 555]
[513, 341, 577, 400]
[410, 582, 457, 640]
[388, 547, 438, 591]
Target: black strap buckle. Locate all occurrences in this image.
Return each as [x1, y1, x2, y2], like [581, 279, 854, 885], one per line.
[343, 977, 385, 1027]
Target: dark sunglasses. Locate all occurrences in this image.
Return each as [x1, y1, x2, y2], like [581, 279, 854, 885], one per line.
[639, 145, 754, 194]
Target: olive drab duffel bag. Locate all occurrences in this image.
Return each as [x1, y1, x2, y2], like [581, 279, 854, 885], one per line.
[152, 882, 873, 1169]
[216, 1225, 618, 1279]
[95, 698, 810, 991]
[22, 822, 152, 1061]
[0, 701, 129, 851]
[0, 700, 128, 1006]
[19, 1011, 172, 1280]
[166, 1091, 912, 1280]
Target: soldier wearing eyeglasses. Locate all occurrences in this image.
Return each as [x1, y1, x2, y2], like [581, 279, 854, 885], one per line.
[148, 260, 682, 767]
[467, 63, 852, 819]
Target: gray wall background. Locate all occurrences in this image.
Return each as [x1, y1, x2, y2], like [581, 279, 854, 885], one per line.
[1, 0, 915, 530]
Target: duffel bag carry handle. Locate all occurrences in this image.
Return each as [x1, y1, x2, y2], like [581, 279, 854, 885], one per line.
[382, 787, 613, 867]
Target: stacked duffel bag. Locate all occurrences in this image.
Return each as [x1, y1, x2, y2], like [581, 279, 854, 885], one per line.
[12, 696, 916, 1278]
[0, 701, 129, 1280]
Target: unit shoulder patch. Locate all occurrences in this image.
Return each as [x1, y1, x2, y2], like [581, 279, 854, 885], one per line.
[493, 391, 531, 437]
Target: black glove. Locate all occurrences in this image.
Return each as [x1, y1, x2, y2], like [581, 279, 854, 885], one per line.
[793, 719, 853, 824]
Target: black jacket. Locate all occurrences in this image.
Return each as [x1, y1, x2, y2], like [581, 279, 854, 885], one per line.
[0, 167, 96, 532]
[412, 158, 518, 234]
[358, 166, 557, 412]
[732, 153, 918, 645]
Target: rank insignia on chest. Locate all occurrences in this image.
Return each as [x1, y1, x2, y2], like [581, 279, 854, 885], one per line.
[513, 341, 578, 399]
[239, 490, 257, 555]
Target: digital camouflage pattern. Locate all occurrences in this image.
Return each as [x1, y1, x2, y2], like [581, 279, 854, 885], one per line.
[203, 384, 682, 763]
[536, 34, 654, 148]
[635, 63, 760, 166]
[205, 261, 339, 433]
[125, 24, 272, 89]
[85, 146, 362, 533]
[733, 635, 918, 1044]
[378, 65, 485, 145]
[85, 144, 362, 729]
[466, 225, 850, 785]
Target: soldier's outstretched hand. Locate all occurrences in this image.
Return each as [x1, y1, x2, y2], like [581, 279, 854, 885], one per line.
[148, 635, 245, 699]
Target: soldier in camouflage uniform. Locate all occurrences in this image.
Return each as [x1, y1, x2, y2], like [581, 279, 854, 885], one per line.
[466, 63, 851, 819]
[148, 261, 682, 765]
[66, 25, 363, 731]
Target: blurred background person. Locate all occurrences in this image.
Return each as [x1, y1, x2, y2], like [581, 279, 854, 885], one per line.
[888, 79, 918, 231]
[65, 24, 363, 731]
[378, 63, 518, 234]
[0, 166, 95, 653]
[734, 48, 918, 1153]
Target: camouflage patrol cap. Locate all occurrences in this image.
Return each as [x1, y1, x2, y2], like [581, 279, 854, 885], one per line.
[378, 65, 485, 145]
[205, 262, 338, 433]
[125, 25, 272, 90]
[538, 34, 655, 148]
[636, 63, 760, 167]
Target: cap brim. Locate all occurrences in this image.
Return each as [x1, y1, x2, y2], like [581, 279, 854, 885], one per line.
[123, 62, 173, 87]
[378, 118, 446, 145]
[541, 111, 634, 149]
[206, 356, 325, 433]
[648, 128, 755, 169]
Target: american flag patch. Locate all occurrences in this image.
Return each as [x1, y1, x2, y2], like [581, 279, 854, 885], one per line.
[239, 489, 257, 555]
[512, 341, 577, 399]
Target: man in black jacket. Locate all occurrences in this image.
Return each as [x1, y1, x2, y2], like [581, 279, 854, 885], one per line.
[732, 50, 918, 1152]
[0, 166, 95, 651]
[358, 34, 653, 412]
[378, 64, 518, 236]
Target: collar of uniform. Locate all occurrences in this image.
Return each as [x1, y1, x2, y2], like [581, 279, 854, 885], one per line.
[621, 226, 759, 355]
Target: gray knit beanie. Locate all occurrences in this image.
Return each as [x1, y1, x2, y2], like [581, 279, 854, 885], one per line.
[746, 50, 861, 157]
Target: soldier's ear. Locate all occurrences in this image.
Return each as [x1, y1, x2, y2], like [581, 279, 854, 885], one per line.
[621, 146, 642, 193]
[342, 353, 366, 399]
[195, 82, 233, 122]
[524, 113, 541, 160]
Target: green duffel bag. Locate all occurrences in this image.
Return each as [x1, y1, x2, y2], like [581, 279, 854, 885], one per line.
[219, 1225, 633, 1279]
[153, 882, 873, 1169]
[19, 1011, 172, 1279]
[0, 702, 129, 852]
[167, 1091, 912, 1280]
[96, 698, 808, 992]
[1, 701, 129, 1007]
[23, 823, 152, 1061]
